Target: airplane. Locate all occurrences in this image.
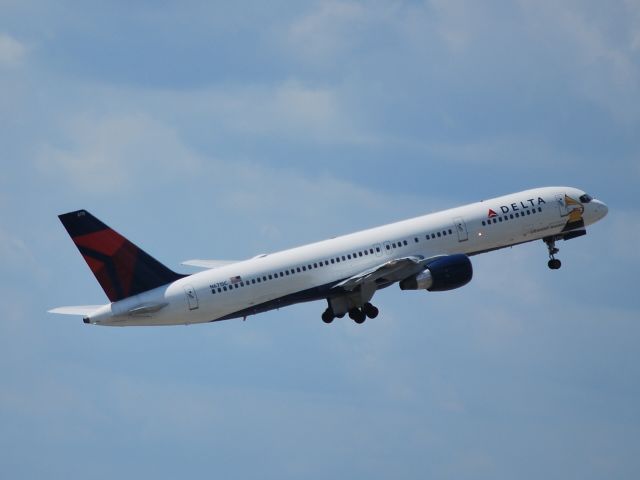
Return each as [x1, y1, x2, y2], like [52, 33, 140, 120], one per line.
[49, 186, 608, 327]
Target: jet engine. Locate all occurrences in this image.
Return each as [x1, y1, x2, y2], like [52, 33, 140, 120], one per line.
[399, 254, 473, 291]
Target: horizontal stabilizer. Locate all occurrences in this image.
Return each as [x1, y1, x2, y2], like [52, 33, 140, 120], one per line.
[181, 259, 239, 269]
[48, 305, 104, 316]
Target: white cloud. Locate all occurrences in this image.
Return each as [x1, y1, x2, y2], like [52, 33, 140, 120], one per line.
[519, 0, 640, 122]
[187, 157, 437, 250]
[426, 0, 479, 52]
[0, 229, 34, 265]
[418, 135, 579, 168]
[36, 113, 201, 194]
[0, 227, 45, 281]
[603, 209, 640, 261]
[0, 33, 27, 68]
[162, 80, 372, 145]
[287, 1, 370, 63]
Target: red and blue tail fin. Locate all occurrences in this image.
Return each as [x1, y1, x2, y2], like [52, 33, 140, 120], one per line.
[58, 210, 186, 302]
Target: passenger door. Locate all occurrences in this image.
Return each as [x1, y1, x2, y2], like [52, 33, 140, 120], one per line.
[453, 217, 468, 242]
[184, 285, 199, 310]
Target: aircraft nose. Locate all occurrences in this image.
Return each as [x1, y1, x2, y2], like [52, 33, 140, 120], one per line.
[592, 199, 608, 220]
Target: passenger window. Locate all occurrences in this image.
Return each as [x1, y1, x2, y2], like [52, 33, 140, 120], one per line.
[448, 229, 452, 234]
[217, 288, 222, 293]
[376, 247, 381, 253]
[342, 255, 347, 260]
[482, 221, 486, 226]
[370, 248, 374, 254]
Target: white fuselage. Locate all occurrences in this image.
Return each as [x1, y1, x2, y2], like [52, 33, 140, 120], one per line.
[87, 186, 607, 326]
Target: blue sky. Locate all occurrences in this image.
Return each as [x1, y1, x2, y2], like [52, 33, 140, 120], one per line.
[1, 1, 639, 478]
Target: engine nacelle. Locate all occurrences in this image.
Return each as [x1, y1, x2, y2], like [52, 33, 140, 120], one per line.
[399, 254, 473, 292]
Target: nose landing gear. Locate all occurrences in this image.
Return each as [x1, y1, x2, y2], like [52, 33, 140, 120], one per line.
[544, 237, 562, 270]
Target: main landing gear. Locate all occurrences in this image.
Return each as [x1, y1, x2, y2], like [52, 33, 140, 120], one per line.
[544, 237, 562, 270]
[322, 302, 379, 324]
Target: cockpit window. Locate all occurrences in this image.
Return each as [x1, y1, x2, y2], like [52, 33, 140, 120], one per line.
[579, 194, 593, 203]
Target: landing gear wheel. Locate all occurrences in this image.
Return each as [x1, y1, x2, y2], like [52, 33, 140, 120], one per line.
[349, 308, 366, 324]
[363, 303, 379, 319]
[548, 258, 561, 270]
[336, 313, 345, 319]
[544, 237, 562, 270]
[321, 308, 335, 324]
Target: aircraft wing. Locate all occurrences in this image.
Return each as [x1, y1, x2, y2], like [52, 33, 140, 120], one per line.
[181, 259, 239, 269]
[332, 255, 428, 292]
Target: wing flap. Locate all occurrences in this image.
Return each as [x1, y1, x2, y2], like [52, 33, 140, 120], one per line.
[333, 255, 427, 292]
